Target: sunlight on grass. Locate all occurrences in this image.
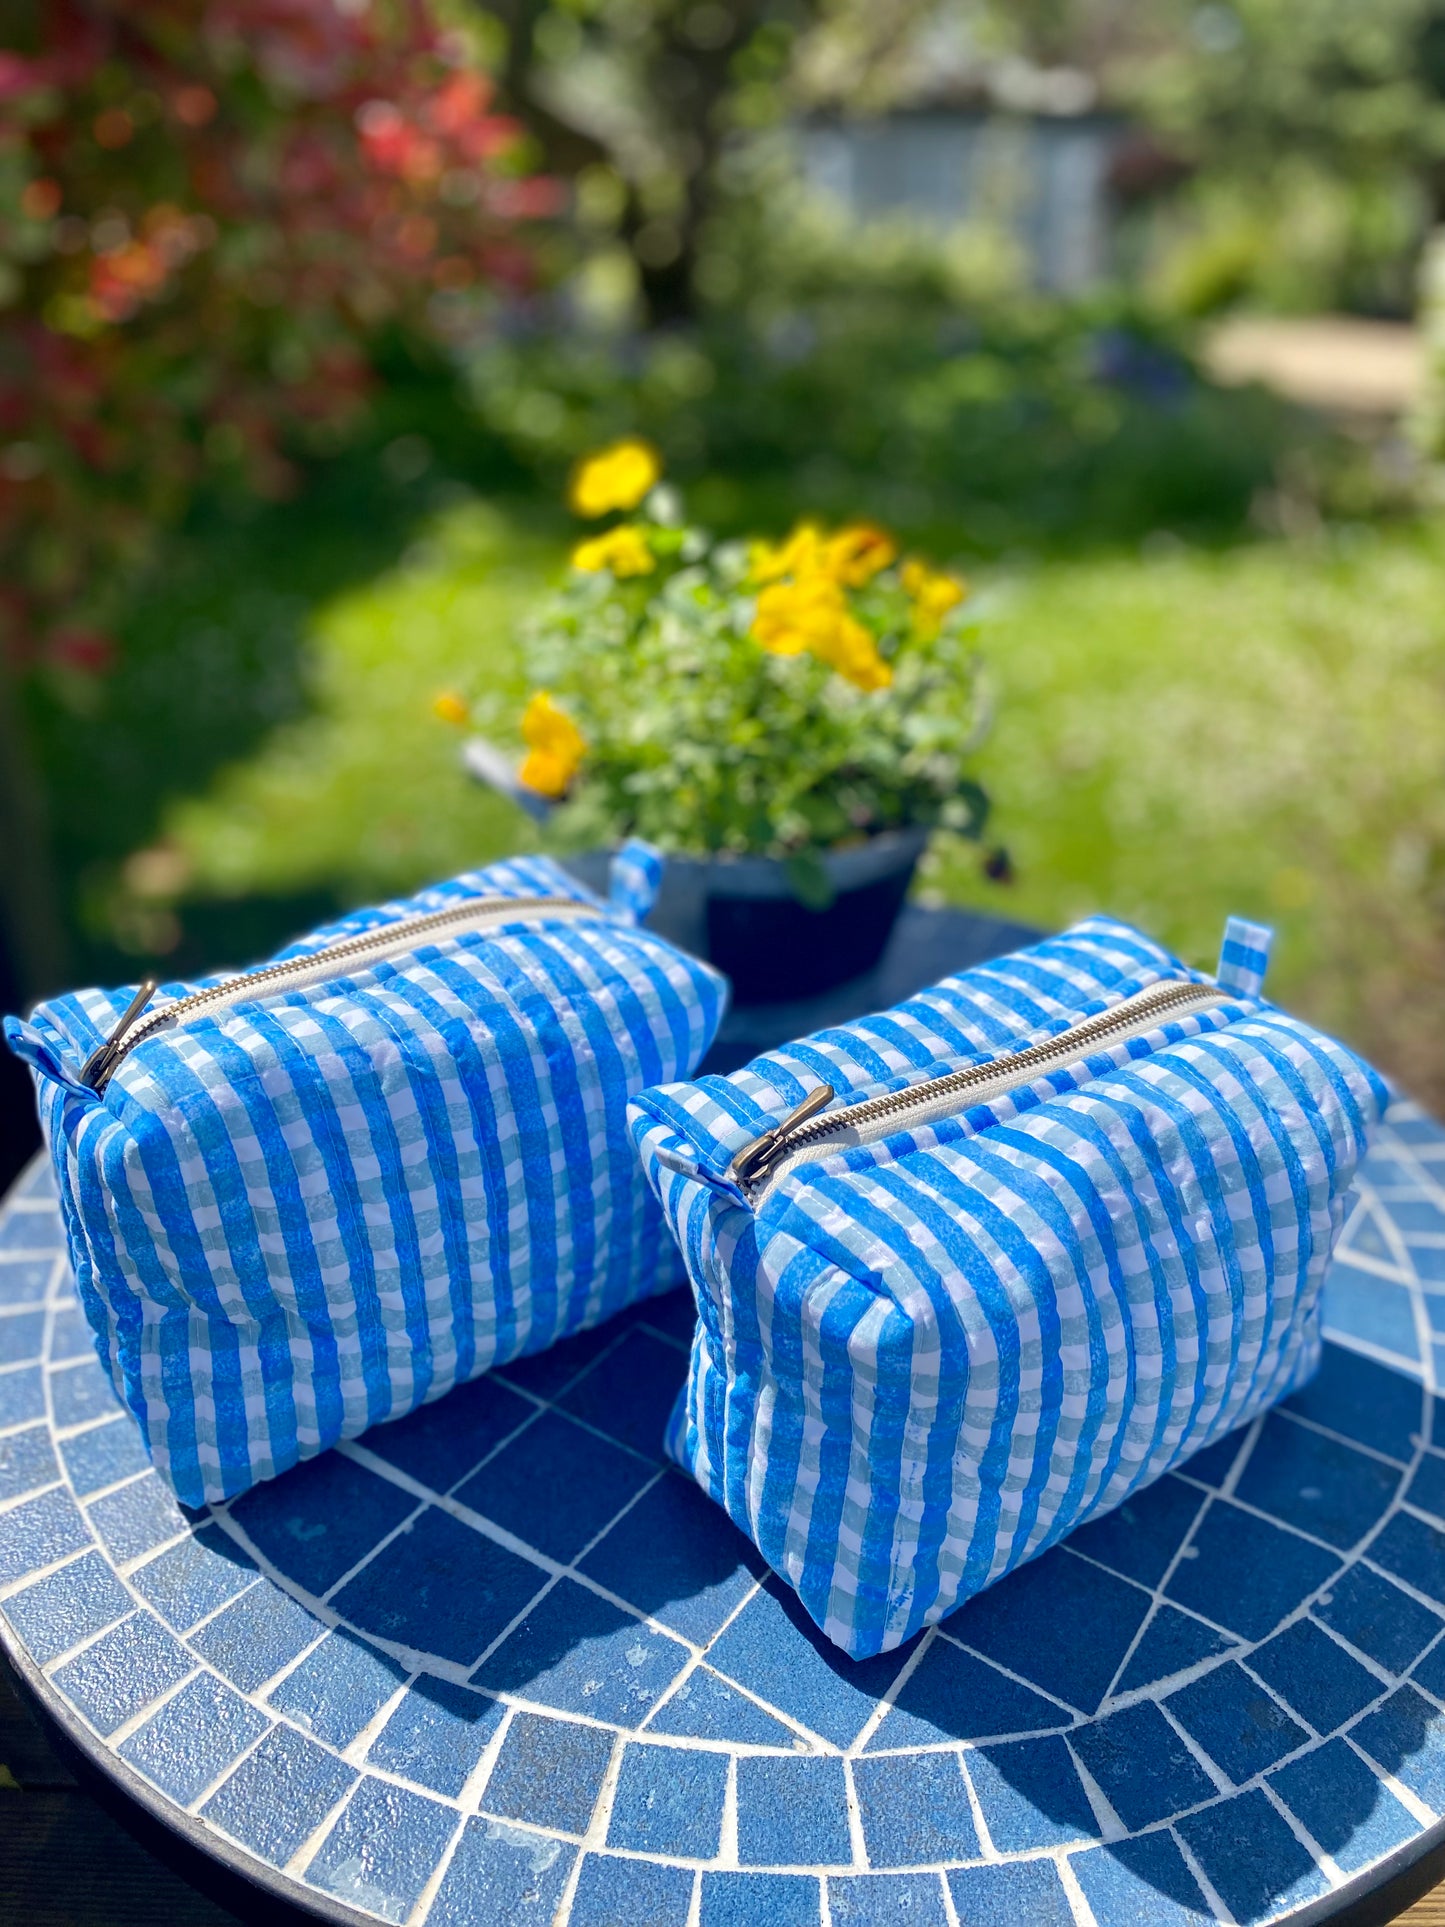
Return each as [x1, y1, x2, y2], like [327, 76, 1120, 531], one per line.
[170, 501, 555, 903]
[937, 527, 1445, 1097]
[170, 499, 1445, 1102]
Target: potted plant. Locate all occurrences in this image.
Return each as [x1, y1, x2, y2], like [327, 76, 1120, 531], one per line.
[448, 441, 991, 1003]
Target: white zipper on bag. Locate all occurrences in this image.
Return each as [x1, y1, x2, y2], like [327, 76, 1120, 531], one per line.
[733, 978, 1232, 1202]
[82, 894, 599, 1093]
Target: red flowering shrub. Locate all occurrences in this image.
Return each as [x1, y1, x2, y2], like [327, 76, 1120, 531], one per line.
[0, 0, 559, 681]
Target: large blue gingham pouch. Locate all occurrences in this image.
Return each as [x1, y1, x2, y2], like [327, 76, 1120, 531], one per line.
[629, 914, 1388, 1660]
[5, 844, 725, 1506]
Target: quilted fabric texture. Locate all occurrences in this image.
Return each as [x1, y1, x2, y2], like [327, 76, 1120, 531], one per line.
[5, 847, 725, 1506]
[629, 916, 1388, 1660]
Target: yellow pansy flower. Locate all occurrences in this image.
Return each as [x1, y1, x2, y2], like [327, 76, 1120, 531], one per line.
[812, 614, 894, 692]
[568, 439, 662, 518]
[902, 558, 968, 637]
[432, 689, 469, 726]
[572, 525, 656, 578]
[751, 574, 848, 656]
[518, 692, 586, 799]
[825, 523, 897, 587]
[749, 522, 827, 586]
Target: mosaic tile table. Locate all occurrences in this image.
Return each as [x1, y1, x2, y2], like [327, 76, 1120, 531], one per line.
[3, 1103, 1445, 1927]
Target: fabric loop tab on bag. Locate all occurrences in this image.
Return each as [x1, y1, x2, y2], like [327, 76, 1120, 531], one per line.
[608, 838, 664, 924]
[1217, 915, 1273, 997]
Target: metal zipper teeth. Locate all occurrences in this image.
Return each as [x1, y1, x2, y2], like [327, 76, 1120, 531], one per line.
[85, 894, 593, 1093]
[735, 978, 1230, 1196]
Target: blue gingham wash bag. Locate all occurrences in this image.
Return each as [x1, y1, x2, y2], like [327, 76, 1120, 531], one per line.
[629, 915, 1388, 1659]
[5, 844, 725, 1506]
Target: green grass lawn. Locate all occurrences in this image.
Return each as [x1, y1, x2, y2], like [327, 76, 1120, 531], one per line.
[153, 496, 1445, 1108]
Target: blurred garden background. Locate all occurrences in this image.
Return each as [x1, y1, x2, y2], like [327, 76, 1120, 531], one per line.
[4, 0, 1445, 1183]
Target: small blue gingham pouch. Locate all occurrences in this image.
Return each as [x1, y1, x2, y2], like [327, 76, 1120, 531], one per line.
[628, 915, 1388, 1660]
[5, 844, 725, 1506]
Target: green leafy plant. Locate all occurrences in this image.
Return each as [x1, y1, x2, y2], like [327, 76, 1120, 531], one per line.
[449, 441, 991, 866]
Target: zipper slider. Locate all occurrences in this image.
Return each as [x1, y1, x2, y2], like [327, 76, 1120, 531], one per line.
[81, 978, 160, 1092]
[732, 1083, 836, 1189]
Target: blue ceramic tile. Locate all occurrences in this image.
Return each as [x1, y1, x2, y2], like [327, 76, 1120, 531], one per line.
[1233, 1411, 1401, 1550]
[86, 1471, 190, 1565]
[0, 1310, 44, 1366]
[946, 1545, 1150, 1715]
[645, 1664, 803, 1748]
[1, 1550, 131, 1664]
[201, 1723, 355, 1869]
[1371, 1510, 1445, 1606]
[1114, 1606, 1238, 1695]
[368, 1675, 506, 1798]
[1070, 1833, 1212, 1925]
[946, 1859, 1074, 1925]
[228, 1450, 417, 1595]
[118, 1672, 270, 1806]
[699, 1871, 821, 1926]
[1163, 1501, 1340, 1641]
[1065, 1474, 1205, 1588]
[48, 1303, 94, 1362]
[705, 1578, 913, 1748]
[965, 1735, 1101, 1852]
[636, 1287, 697, 1347]
[11, 1159, 55, 1202]
[1353, 1686, 1445, 1812]
[333, 1505, 547, 1667]
[556, 1328, 690, 1460]
[0, 1486, 90, 1584]
[1323, 1267, 1420, 1359]
[1246, 1619, 1382, 1734]
[0, 1363, 44, 1427]
[48, 1359, 121, 1429]
[0, 1422, 57, 1503]
[572, 1854, 694, 1927]
[60, 1416, 154, 1497]
[1389, 1198, 1445, 1234]
[361, 1371, 535, 1492]
[1068, 1701, 1217, 1830]
[455, 1409, 654, 1562]
[869, 1634, 1067, 1749]
[1176, 1787, 1330, 1923]
[130, 1523, 257, 1633]
[498, 1313, 634, 1401]
[474, 1578, 689, 1726]
[1315, 1565, 1443, 1674]
[1270, 1739, 1418, 1874]
[579, 1468, 767, 1645]
[1409, 1636, 1445, 1700]
[852, 1750, 978, 1866]
[1283, 1343, 1423, 1465]
[0, 1256, 52, 1306]
[305, 1776, 459, 1923]
[0, 1207, 60, 1251]
[607, 1740, 728, 1858]
[427, 1816, 576, 1926]
[737, 1755, 852, 1867]
[828, 1874, 949, 1925]
[1166, 1661, 1307, 1784]
[1178, 1425, 1253, 1490]
[481, 1710, 614, 1834]
[267, 1627, 407, 1748]
[51, 1609, 194, 1736]
[189, 1576, 322, 1693]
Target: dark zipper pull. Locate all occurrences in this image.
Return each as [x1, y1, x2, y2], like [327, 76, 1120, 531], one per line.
[732, 1083, 835, 1188]
[81, 977, 160, 1092]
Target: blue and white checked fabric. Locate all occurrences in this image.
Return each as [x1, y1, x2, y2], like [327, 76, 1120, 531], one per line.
[629, 915, 1388, 1659]
[5, 846, 725, 1506]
